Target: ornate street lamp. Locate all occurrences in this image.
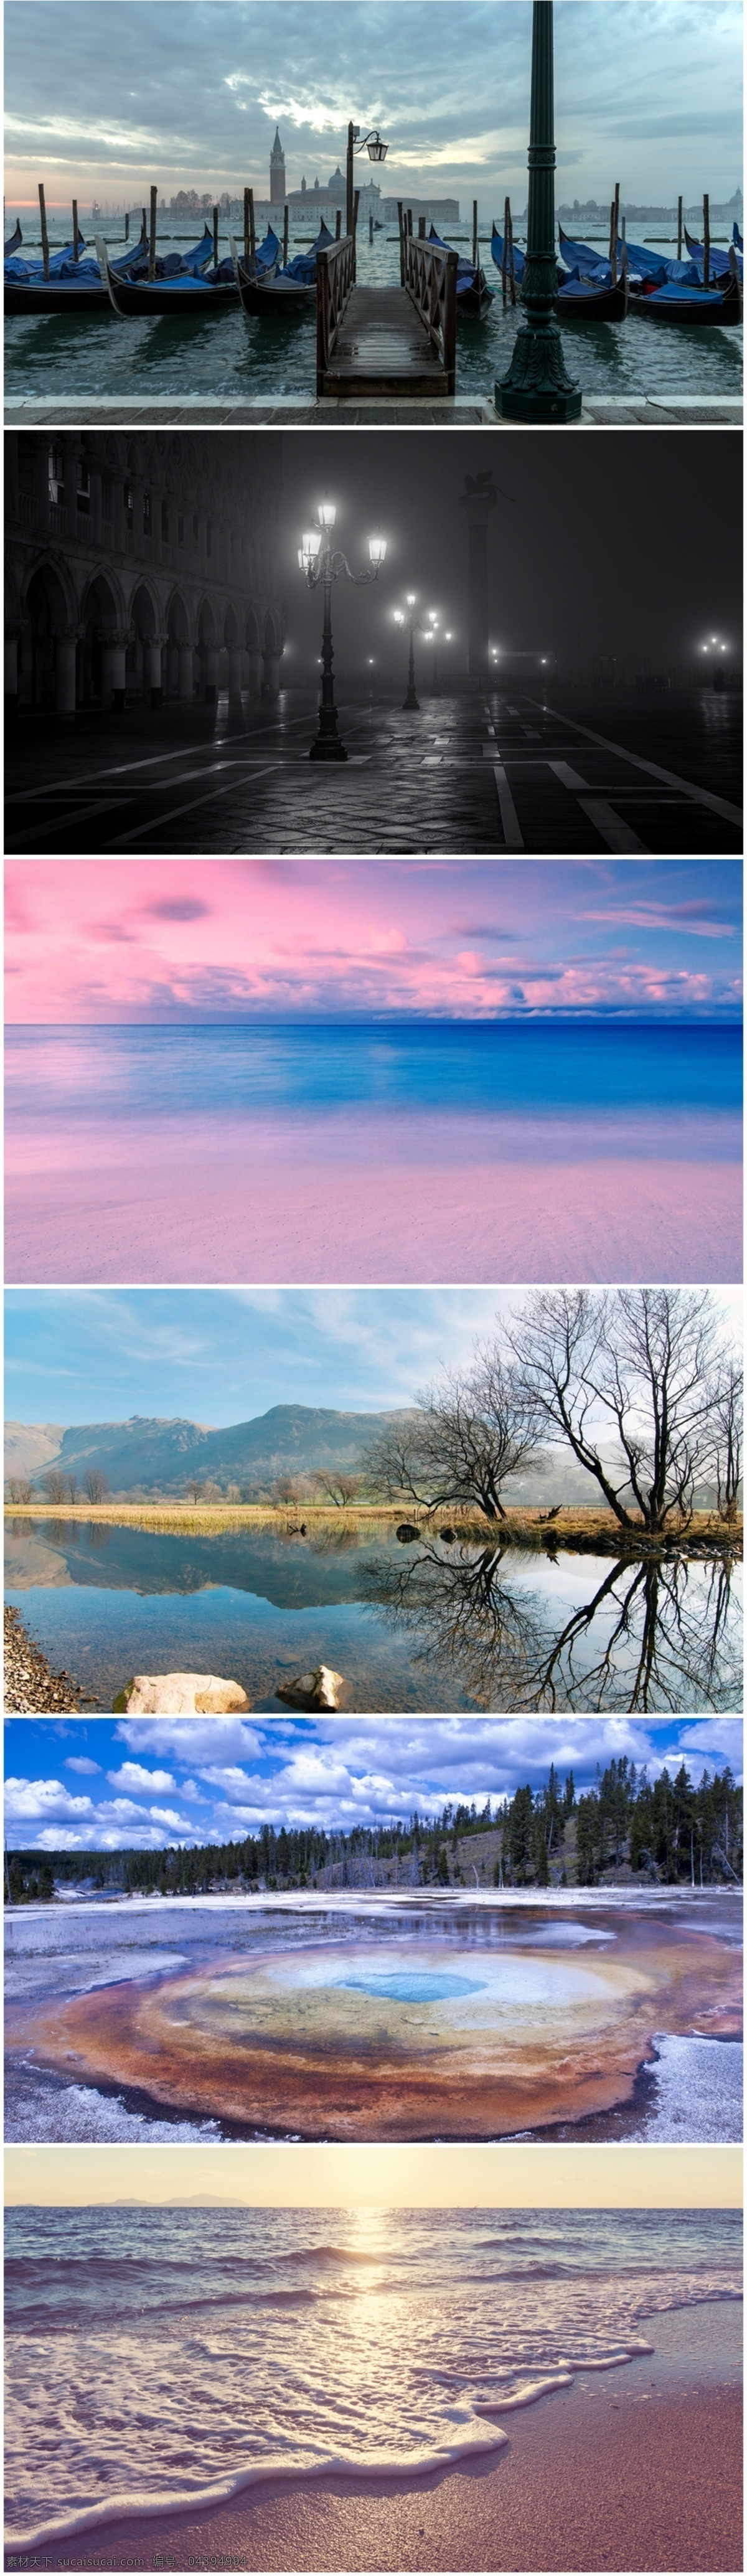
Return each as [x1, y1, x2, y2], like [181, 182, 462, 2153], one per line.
[393, 597, 438, 710]
[299, 502, 387, 761]
[347, 122, 388, 250]
[496, 0, 581, 423]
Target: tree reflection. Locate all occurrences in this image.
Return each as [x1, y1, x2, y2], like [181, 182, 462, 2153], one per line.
[362, 1541, 741, 1713]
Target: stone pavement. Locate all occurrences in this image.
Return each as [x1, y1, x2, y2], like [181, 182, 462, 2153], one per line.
[6, 688, 742, 855]
[4, 396, 742, 427]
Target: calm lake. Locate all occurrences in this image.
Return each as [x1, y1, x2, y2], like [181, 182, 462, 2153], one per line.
[6, 1519, 743, 1712]
[5, 225, 743, 407]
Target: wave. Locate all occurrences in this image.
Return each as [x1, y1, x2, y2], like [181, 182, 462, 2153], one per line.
[6, 2428, 511, 2552]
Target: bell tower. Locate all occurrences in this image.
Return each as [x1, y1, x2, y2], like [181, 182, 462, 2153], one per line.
[270, 126, 285, 207]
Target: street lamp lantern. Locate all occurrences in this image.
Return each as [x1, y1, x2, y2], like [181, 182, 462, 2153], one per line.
[394, 594, 444, 710]
[347, 120, 389, 250]
[298, 501, 387, 760]
[496, 0, 581, 423]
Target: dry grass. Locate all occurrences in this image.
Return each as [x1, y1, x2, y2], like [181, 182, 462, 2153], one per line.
[4, 1502, 741, 1546]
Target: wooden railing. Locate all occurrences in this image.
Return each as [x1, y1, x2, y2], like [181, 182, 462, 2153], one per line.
[316, 235, 355, 391]
[403, 235, 458, 393]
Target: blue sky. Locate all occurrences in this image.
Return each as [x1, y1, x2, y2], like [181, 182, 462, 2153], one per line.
[4, 2, 742, 212]
[4, 1714, 741, 1848]
[6, 1286, 742, 1428]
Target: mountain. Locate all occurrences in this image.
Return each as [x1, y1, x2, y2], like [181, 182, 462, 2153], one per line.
[5, 1423, 64, 1481]
[7, 1405, 418, 1498]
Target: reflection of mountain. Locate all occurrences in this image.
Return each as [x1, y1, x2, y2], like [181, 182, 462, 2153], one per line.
[8, 1405, 418, 1493]
[4, 1520, 388, 1608]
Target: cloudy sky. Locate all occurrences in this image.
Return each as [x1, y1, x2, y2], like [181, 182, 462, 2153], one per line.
[6, 1284, 741, 1426]
[4, 1713, 741, 1849]
[4, 1, 742, 212]
[5, 861, 743, 1024]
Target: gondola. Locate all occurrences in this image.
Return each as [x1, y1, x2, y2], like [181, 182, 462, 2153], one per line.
[230, 220, 334, 314]
[627, 272, 741, 326]
[684, 222, 743, 283]
[96, 234, 238, 317]
[491, 224, 626, 319]
[4, 219, 22, 257]
[4, 222, 215, 318]
[428, 224, 494, 313]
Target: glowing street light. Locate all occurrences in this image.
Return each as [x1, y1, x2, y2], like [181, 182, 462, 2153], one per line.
[347, 120, 389, 260]
[393, 595, 441, 709]
[298, 501, 387, 760]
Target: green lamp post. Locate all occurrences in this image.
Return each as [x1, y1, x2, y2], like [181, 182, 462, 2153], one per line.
[496, 0, 581, 423]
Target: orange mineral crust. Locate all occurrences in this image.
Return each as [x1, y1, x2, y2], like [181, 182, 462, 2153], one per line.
[7, 1912, 742, 2140]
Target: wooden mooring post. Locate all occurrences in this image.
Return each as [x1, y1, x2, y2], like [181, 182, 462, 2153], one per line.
[353, 185, 360, 276]
[610, 180, 619, 285]
[243, 186, 250, 264]
[472, 197, 478, 266]
[248, 186, 256, 277]
[72, 197, 79, 263]
[125, 210, 129, 240]
[397, 199, 405, 283]
[508, 201, 516, 303]
[283, 203, 289, 265]
[38, 181, 49, 281]
[703, 192, 710, 291]
[335, 207, 342, 240]
[418, 214, 426, 239]
[212, 204, 218, 268]
[148, 183, 157, 281]
[677, 193, 683, 258]
[502, 196, 509, 300]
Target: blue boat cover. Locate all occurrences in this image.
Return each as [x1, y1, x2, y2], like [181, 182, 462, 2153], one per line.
[649, 278, 728, 306]
[282, 219, 333, 282]
[491, 224, 526, 284]
[428, 222, 492, 295]
[6, 225, 212, 286]
[684, 225, 743, 280]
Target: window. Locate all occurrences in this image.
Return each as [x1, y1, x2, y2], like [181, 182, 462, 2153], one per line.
[48, 443, 65, 504]
[124, 481, 134, 526]
[143, 491, 152, 535]
[161, 499, 169, 542]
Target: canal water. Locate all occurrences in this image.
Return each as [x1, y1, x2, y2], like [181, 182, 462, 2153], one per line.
[6, 1518, 742, 1712]
[5, 223, 743, 405]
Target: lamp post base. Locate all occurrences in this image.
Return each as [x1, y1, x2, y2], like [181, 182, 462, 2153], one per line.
[309, 737, 348, 761]
[402, 688, 420, 710]
[496, 322, 582, 423]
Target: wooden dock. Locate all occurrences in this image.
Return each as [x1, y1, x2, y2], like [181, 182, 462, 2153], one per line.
[317, 235, 458, 399]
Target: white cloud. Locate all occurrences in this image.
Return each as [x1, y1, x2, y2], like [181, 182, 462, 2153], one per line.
[106, 1762, 177, 1794]
[4, 1777, 94, 1821]
[64, 1757, 101, 1775]
[115, 1719, 264, 1762]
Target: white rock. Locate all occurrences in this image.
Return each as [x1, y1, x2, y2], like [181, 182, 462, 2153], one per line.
[276, 1665, 344, 1710]
[123, 1673, 250, 1714]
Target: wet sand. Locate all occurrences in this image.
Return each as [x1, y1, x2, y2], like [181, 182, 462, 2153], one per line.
[4, 1151, 740, 1285]
[6, 2304, 741, 2574]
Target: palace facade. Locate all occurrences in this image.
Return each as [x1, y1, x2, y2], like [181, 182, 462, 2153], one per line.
[5, 430, 284, 717]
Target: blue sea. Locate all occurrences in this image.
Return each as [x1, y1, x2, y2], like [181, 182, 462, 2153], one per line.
[4, 2204, 741, 2549]
[6, 1018, 742, 1134]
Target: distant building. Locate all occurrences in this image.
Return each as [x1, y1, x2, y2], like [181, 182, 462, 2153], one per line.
[270, 128, 286, 205]
[382, 194, 460, 224]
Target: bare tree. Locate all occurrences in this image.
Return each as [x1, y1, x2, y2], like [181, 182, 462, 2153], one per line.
[712, 1362, 743, 1524]
[313, 1469, 366, 1508]
[67, 1474, 78, 1504]
[186, 1478, 204, 1504]
[507, 1288, 731, 1534]
[6, 1478, 32, 1504]
[365, 1351, 541, 1522]
[271, 1472, 305, 1507]
[83, 1468, 110, 1504]
[42, 1469, 69, 1506]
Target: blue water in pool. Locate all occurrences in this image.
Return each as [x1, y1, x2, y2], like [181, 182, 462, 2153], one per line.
[6, 1019, 743, 1131]
[339, 1972, 487, 2003]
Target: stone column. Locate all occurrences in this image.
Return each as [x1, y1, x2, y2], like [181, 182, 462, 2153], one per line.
[228, 646, 243, 702]
[146, 633, 166, 709]
[203, 646, 218, 704]
[100, 626, 129, 713]
[54, 627, 78, 717]
[261, 647, 281, 696]
[247, 648, 263, 696]
[4, 622, 21, 718]
[178, 643, 194, 699]
[167, 643, 180, 697]
[458, 476, 499, 682]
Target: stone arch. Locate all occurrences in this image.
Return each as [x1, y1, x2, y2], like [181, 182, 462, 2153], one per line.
[245, 605, 261, 651]
[127, 580, 160, 701]
[196, 597, 218, 702]
[164, 588, 194, 704]
[223, 603, 240, 648]
[78, 568, 127, 706]
[19, 557, 78, 712]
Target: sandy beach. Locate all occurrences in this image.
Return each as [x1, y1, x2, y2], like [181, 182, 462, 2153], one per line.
[6, 2303, 741, 2575]
[4, 1150, 741, 1284]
